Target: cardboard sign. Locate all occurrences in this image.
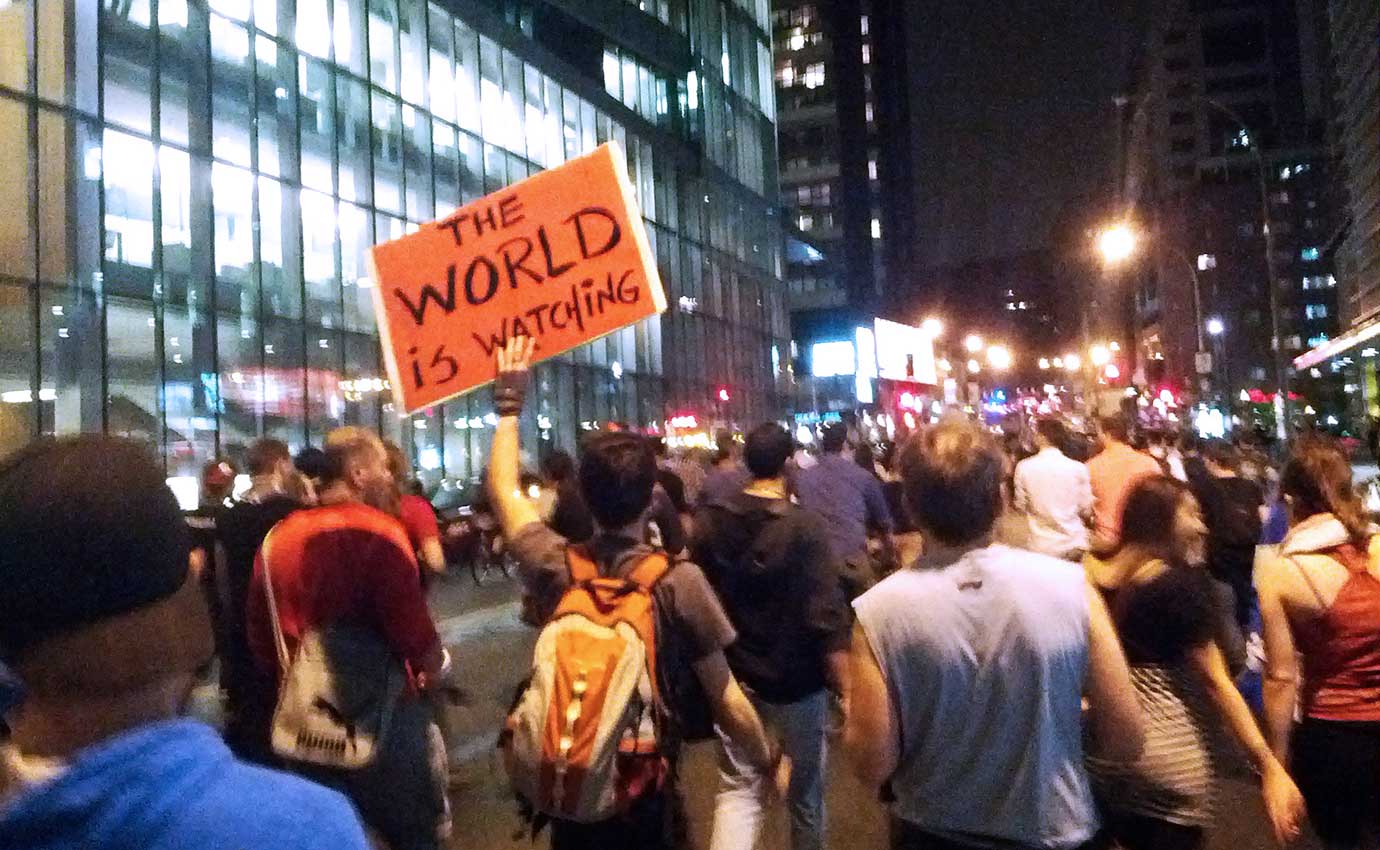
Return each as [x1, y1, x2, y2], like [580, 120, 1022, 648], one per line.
[369, 142, 666, 413]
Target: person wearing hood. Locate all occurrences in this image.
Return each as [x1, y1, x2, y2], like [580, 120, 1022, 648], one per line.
[692, 422, 852, 850]
[0, 435, 368, 850]
[1256, 437, 1380, 850]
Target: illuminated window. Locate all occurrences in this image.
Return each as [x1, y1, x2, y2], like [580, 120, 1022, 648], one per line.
[871, 218, 881, 239]
[865, 103, 874, 123]
[862, 44, 871, 64]
[1197, 253, 1216, 271]
[776, 64, 796, 86]
[1305, 304, 1328, 320]
[1301, 246, 1320, 262]
[799, 214, 814, 231]
[868, 159, 877, 180]
[860, 15, 869, 34]
[803, 63, 825, 89]
[789, 30, 805, 51]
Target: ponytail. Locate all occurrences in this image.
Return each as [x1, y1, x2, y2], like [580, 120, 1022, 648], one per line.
[1282, 437, 1372, 545]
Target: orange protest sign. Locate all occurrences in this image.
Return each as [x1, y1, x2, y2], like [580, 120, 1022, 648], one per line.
[368, 142, 667, 413]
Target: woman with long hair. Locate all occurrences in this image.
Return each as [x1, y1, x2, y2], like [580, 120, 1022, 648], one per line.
[1085, 476, 1303, 850]
[1256, 437, 1380, 850]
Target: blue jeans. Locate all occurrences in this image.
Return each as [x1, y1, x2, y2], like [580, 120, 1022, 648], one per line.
[710, 689, 828, 850]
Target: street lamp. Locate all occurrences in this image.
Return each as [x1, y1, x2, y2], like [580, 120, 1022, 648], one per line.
[987, 345, 1012, 371]
[964, 334, 984, 354]
[922, 317, 944, 338]
[1090, 344, 1111, 367]
[1098, 224, 1138, 265]
[1207, 317, 1225, 337]
[1038, 357, 1051, 370]
[1063, 353, 1081, 371]
[966, 359, 981, 375]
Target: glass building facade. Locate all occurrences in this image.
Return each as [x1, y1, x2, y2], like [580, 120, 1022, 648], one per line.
[0, 0, 789, 495]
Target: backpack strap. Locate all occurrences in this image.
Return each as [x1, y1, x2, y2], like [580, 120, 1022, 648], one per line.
[566, 544, 599, 584]
[626, 552, 671, 592]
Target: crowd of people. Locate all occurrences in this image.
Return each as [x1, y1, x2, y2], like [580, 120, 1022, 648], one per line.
[0, 332, 1376, 850]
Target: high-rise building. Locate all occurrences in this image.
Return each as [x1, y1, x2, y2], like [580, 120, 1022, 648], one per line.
[772, 0, 914, 321]
[1325, 0, 1380, 325]
[1121, 0, 1344, 424]
[1290, 0, 1380, 426]
[0, 0, 790, 492]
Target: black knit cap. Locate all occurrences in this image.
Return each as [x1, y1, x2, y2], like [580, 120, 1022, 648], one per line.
[0, 435, 192, 659]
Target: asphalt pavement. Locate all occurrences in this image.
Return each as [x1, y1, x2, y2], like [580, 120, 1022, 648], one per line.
[434, 572, 1319, 850]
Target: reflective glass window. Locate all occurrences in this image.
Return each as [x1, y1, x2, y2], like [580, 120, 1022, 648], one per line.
[369, 0, 399, 91]
[427, 6, 456, 123]
[301, 189, 339, 326]
[334, 0, 368, 78]
[399, 0, 427, 106]
[454, 21, 481, 134]
[0, 284, 36, 455]
[403, 105, 433, 220]
[295, 0, 330, 58]
[372, 91, 404, 214]
[210, 16, 252, 167]
[299, 57, 334, 193]
[339, 202, 376, 332]
[255, 174, 303, 318]
[337, 75, 372, 205]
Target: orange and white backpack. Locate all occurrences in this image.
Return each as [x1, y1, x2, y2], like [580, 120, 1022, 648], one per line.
[502, 545, 670, 823]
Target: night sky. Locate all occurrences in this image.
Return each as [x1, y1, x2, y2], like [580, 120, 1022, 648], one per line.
[906, 1, 1149, 268]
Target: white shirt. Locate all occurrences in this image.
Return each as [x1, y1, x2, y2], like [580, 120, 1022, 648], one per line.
[1013, 447, 1093, 558]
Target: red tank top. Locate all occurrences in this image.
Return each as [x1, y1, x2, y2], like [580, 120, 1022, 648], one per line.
[1293, 541, 1380, 722]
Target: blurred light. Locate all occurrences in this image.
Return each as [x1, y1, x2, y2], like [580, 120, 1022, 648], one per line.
[610, 360, 623, 380]
[1109, 341, 1120, 352]
[1207, 318, 1225, 336]
[1097, 223, 1137, 264]
[1327, 415, 1339, 426]
[986, 345, 1012, 371]
[1038, 358, 1050, 370]
[922, 317, 944, 338]
[1159, 389, 1174, 404]
[966, 359, 981, 374]
[964, 334, 984, 354]
[1304, 405, 1317, 415]
[1063, 353, 1081, 371]
[938, 358, 951, 372]
[1052, 357, 1064, 369]
[718, 387, 730, 402]
[1090, 345, 1111, 367]
[1104, 364, 1120, 380]
[1240, 390, 1251, 402]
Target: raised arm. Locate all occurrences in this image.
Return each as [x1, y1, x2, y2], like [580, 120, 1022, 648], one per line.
[486, 336, 541, 540]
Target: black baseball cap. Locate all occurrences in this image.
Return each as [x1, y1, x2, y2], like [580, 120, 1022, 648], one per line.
[0, 436, 213, 692]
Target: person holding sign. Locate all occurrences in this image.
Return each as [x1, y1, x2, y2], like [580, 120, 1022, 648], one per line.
[486, 337, 786, 850]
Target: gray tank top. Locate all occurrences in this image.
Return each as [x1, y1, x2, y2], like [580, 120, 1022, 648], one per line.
[853, 544, 1097, 849]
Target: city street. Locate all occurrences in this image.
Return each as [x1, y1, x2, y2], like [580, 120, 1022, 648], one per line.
[432, 575, 1320, 850]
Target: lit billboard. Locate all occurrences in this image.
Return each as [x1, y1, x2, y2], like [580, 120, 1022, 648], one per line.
[873, 318, 937, 386]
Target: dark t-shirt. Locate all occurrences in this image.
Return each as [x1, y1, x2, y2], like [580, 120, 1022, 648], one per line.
[1105, 565, 1217, 666]
[691, 493, 851, 703]
[215, 493, 300, 758]
[508, 522, 736, 740]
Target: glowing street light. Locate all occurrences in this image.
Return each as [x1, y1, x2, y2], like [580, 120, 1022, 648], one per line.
[1104, 364, 1121, 380]
[1052, 357, 1065, 369]
[1097, 223, 1138, 265]
[966, 359, 981, 374]
[922, 317, 944, 338]
[1063, 353, 1081, 371]
[987, 345, 1012, 371]
[964, 334, 984, 354]
[1038, 357, 1051, 370]
[1207, 317, 1225, 336]
[1090, 344, 1111, 367]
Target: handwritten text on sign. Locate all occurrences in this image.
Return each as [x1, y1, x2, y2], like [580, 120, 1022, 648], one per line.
[369, 142, 667, 413]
